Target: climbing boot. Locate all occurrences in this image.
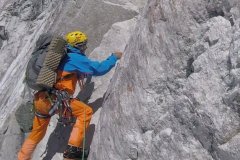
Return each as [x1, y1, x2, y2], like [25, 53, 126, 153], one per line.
[63, 145, 89, 159]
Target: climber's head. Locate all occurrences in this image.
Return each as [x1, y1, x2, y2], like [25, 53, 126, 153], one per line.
[65, 31, 88, 53]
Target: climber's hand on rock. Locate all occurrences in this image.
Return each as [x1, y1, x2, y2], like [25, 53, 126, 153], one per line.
[113, 51, 123, 59]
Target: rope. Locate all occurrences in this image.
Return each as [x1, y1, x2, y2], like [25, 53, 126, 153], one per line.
[82, 105, 86, 160]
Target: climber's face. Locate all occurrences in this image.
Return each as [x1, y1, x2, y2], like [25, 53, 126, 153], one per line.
[82, 45, 88, 52]
[75, 43, 88, 54]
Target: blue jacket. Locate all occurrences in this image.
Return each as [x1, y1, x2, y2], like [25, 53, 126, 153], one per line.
[58, 45, 118, 76]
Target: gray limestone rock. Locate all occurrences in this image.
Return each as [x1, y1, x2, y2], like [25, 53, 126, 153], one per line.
[1, 0, 240, 160]
[88, 0, 240, 160]
[51, 0, 140, 53]
[0, 115, 22, 160]
[0, 26, 8, 40]
[0, 0, 145, 159]
[0, 25, 8, 52]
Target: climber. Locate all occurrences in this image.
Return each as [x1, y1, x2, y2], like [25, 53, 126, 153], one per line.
[18, 31, 123, 160]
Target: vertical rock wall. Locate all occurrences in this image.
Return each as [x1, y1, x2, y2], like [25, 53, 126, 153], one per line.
[1, 0, 240, 160]
[0, 0, 145, 159]
[0, 1, 65, 159]
[89, 0, 240, 160]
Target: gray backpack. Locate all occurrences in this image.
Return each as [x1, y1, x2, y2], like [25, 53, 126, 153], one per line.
[25, 33, 67, 91]
[15, 33, 66, 133]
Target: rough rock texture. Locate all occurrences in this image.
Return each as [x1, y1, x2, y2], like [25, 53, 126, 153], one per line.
[50, 0, 140, 53]
[1, 0, 240, 160]
[32, 18, 138, 160]
[0, 0, 145, 159]
[0, 115, 22, 160]
[0, 0, 142, 125]
[89, 0, 240, 160]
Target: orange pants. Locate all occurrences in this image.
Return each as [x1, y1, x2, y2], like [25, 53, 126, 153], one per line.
[18, 91, 93, 160]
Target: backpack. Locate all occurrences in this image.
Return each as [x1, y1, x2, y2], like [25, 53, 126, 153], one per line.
[15, 33, 67, 133]
[25, 33, 67, 91]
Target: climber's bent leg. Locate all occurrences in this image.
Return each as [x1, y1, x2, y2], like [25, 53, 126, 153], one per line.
[68, 99, 93, 147]
[18, 91, 52, 160]
[18, 116, 50, 160]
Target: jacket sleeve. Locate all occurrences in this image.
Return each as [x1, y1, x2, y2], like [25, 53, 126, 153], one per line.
[88, 54, 118, 76]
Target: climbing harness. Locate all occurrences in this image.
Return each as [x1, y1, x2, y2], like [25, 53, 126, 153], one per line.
[34, 89, 75, 125]
[35, 78, 88, 159]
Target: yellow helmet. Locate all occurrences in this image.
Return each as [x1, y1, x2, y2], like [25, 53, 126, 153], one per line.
[65, 31, 88, 46]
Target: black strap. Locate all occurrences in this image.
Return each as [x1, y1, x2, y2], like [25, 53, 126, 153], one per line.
[35, 111, 51, 119]
[48, 91, 63, 116]
[56, 73, 75, 82]
[35, 89, 74, 125]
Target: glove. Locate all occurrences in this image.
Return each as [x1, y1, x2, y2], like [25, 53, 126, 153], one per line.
[113, 51, 123, 59]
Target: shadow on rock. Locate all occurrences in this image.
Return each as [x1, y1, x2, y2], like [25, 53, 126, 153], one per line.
[42, 123, 73, 160]
[42, 123, 96, 160]
[85, 124, 95, 149]
[77, 81, 104, 113]
[76, 82, 95, 102]
[89, 98, 104, 114]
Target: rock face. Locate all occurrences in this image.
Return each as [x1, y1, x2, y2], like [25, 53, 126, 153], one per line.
[89, 0, 240, 160]
[1, 0, 240, 160]
[32, 17, 139, 160]
[0, 0, 145, 160]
